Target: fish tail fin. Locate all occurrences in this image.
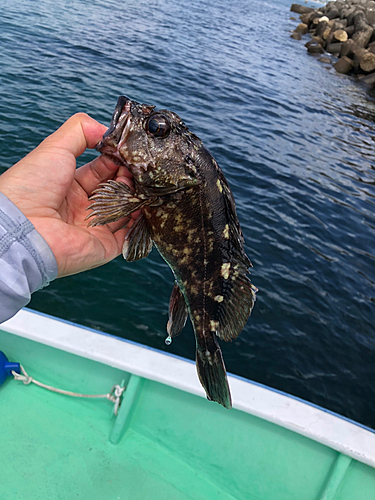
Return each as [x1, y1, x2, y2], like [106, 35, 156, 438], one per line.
[196, 336, 232, 409]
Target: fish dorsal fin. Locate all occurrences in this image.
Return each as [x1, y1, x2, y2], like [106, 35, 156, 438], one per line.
[195, 147, 251, 269]
[212, 170, 256, 341]
[218, 170, 252, 269]
[86, 180, 154, 227]
[214, 268, 257, 342]
[166, 282, 189, 341]
[123, 213, 153, 261]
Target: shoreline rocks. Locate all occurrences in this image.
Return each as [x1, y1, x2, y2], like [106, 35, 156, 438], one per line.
[290, 0, 375, 85]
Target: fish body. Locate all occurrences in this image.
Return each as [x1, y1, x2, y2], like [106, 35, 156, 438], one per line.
[87, 96, 257, 408]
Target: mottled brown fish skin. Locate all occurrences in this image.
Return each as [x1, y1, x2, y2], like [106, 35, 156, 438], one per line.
[86, 96, 257, 409]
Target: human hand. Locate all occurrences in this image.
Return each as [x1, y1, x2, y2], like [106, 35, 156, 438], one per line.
[0, 113, 136, 277]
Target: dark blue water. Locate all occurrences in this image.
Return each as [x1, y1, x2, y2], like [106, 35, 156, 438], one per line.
[1, 0, 374, 428]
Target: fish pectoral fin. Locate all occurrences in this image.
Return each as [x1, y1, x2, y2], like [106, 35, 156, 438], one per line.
[123, 213, 153, 261]
[166, 282, 188, 341]
[216, 266, 258, 342]
[86, 180, 154, 227]
[196, 336, 232, 409]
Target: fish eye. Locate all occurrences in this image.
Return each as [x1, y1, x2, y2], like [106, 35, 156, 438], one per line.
[145, 114, 170, 138]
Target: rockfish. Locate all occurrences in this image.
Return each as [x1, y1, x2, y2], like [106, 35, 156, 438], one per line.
[87, 96, 257, 408]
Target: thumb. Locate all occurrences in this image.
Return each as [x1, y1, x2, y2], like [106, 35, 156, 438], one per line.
[40, 113, 107, 159]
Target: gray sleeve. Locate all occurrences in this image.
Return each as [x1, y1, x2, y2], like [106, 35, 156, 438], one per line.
[0, 192, 58, 323]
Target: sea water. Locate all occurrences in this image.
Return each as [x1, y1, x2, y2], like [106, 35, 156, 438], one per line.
[1, 0, 374, 427]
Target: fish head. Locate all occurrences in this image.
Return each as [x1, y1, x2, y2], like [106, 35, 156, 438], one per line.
[96, 96, 199, 192]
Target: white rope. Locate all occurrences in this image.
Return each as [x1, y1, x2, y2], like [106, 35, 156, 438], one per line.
[11, 365, 125, 416]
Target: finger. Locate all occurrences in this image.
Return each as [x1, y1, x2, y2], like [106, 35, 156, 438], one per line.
[116, 175, 134, 187]
[105, 208, 141, 233]
[102, 215, 131, 234]
[40, 113, 107, 159]
[117, 165, 133, 180]
[87, 205, 140, 236]
[76, 158, 135, 197]
[112, 227, 128, 252]
[98, 226, 129, 263]
[76, 154, 121, 196]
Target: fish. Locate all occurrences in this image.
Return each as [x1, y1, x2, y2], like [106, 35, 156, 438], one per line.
[86, 96, 257, 409]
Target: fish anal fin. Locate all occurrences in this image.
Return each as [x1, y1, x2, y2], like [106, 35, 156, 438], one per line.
[196, 336, 232, 409]
[123, 213, 153, 262]
[166, 282, 188, 340]
[86, 180, 153, 227]
[215, 268, 257, 342]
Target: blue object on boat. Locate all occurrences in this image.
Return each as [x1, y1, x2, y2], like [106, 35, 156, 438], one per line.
[0, 351, 20, 385]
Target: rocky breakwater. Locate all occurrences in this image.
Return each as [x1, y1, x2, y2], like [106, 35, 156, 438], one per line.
[290, 1, 375, 85]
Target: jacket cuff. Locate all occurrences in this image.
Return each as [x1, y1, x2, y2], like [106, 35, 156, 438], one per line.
[0, 192, 58, 322]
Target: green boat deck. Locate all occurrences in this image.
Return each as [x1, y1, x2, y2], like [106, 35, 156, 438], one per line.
[1, 325, 375, 500]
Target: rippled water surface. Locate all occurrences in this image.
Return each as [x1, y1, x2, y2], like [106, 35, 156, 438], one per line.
[1, 0, 374, 427]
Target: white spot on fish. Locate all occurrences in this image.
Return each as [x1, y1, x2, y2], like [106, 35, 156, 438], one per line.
[214, 295, 224, 303]
[217, 179, 223, 193]
[223, 224, 229, 239]
[221, 263, 231, 280]
[210, 320, 220, 332]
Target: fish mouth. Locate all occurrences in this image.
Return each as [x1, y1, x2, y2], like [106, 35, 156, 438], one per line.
[95, 96, 132, 162]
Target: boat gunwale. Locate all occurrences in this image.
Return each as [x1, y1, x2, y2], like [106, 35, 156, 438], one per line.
[1, 307, 375, 469]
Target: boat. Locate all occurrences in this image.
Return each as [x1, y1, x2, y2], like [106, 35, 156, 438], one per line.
[1, 308, 374, 499]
